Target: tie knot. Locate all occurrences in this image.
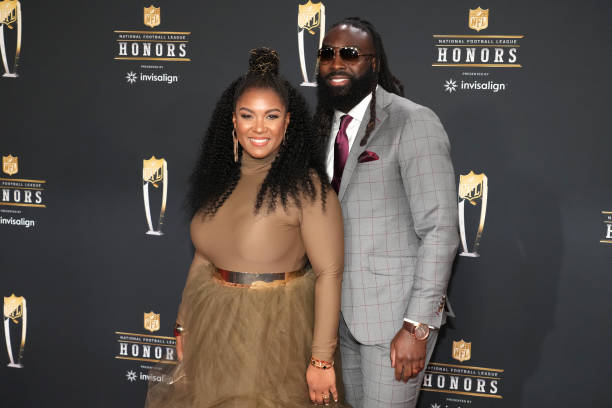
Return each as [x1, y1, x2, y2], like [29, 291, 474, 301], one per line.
[339, 115, 353, 132]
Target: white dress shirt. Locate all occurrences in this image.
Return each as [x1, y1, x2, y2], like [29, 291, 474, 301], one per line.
[325, 92, 373, 180]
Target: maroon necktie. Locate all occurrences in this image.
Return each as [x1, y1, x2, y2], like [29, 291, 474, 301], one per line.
[331, 114, 353, 193]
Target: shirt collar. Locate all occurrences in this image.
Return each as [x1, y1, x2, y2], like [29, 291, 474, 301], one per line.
[333, 87, 376, 124]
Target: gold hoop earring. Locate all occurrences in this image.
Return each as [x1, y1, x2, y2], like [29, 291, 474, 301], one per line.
[232, 129, 238, 162]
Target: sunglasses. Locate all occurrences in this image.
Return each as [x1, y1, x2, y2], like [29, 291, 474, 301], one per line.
[318, 46, 375, 63]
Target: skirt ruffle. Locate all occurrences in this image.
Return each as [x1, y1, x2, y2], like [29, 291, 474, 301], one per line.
[145, 264, 345, 407]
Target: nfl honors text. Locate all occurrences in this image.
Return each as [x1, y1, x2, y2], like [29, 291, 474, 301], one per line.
[114, 6, 191, 85]
[1, 155, 46, 230]
[116, 6, 189, 62]
[433, 8, 523, 69]
[433, 7, 524, 96]
[114, 311, 177, 383]
[422, 340, 503, 400]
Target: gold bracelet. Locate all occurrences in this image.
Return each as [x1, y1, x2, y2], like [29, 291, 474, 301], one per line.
[310, 357, 334, 370]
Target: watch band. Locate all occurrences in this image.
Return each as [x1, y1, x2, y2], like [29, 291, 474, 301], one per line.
[403, 317, 435, 330]
[402, 320, 430, 340]
[402, 320, 416, 334]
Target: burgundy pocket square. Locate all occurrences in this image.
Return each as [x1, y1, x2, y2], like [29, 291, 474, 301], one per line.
[358, 150, 379, 163]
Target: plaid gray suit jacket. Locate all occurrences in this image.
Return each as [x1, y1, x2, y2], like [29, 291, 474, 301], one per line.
[336, 87, 459, 345]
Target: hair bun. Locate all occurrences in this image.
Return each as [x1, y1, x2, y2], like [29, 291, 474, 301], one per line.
[248, 47, 279, 76]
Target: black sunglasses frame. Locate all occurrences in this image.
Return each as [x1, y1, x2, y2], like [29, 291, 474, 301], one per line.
[317, 46, 375, 63]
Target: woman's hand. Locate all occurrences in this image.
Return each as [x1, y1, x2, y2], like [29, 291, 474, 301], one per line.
[307, 364, 338, 405]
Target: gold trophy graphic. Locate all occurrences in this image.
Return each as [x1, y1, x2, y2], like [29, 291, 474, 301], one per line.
[143, 156, 168, 235]
[0, 0, 21, 77]
[458, 171, 488, 257]
[297, 1, 325, 87]
[3, 294, 26, 368]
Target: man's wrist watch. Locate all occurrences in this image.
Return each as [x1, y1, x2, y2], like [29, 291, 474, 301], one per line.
[402, 321, 430, 341]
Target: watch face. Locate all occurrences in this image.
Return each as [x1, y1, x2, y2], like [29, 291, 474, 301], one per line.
[415, 325, 429, 340]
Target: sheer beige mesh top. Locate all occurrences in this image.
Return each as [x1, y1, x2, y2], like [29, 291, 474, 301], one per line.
[181, 152, 344, 361]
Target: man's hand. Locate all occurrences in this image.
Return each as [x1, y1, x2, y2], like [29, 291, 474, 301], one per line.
[390, 328, 427, 382]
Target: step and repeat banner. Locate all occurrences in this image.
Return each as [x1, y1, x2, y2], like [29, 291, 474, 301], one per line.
[1, 1, 610, 407]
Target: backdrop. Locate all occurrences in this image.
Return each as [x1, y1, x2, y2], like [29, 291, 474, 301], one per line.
[1, 0, 611, 407]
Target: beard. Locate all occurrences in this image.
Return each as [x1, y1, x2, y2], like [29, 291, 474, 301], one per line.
[316, 66, 377, 113]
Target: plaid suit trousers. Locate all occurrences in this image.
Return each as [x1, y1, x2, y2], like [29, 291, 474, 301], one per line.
[339, 314, 438, 407]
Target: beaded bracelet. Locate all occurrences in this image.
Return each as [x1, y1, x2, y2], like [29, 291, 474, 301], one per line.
[310, 357, 334, 370]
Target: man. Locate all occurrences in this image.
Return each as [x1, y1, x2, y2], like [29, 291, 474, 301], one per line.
[314, 17, 459, 407]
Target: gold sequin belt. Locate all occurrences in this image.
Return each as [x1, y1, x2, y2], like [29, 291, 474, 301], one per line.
[214, 268, 306, 288]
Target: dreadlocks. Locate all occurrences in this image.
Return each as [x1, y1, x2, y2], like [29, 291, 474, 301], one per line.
[313, 17, 405, 151]
[188, 47, 329, 218]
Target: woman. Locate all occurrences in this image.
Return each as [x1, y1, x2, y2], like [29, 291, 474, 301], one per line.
[145, 47, 344, 407]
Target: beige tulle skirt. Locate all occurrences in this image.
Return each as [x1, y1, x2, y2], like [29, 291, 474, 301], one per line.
[145, 264, 344, 407]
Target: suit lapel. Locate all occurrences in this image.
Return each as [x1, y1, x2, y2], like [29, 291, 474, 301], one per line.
[338, 87, 390, 201]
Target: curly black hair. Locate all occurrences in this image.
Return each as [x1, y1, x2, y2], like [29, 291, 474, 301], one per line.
[187, 47, 329, 218]
[313, 17, 405, 151]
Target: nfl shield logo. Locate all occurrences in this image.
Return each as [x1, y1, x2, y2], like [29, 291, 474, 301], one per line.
[144, 5, 160, 28]
[2, 154, 18, 175]
[452, 339, 472, 362]
[143, 156, 165, 187]
[144, 311, 160, 332]
[298, 1, 323, 34]
[4, 294, 24, 321]
[0, 0, 18, 26]
[459, 171, 485, 205]
[468, 7, 489, 32]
